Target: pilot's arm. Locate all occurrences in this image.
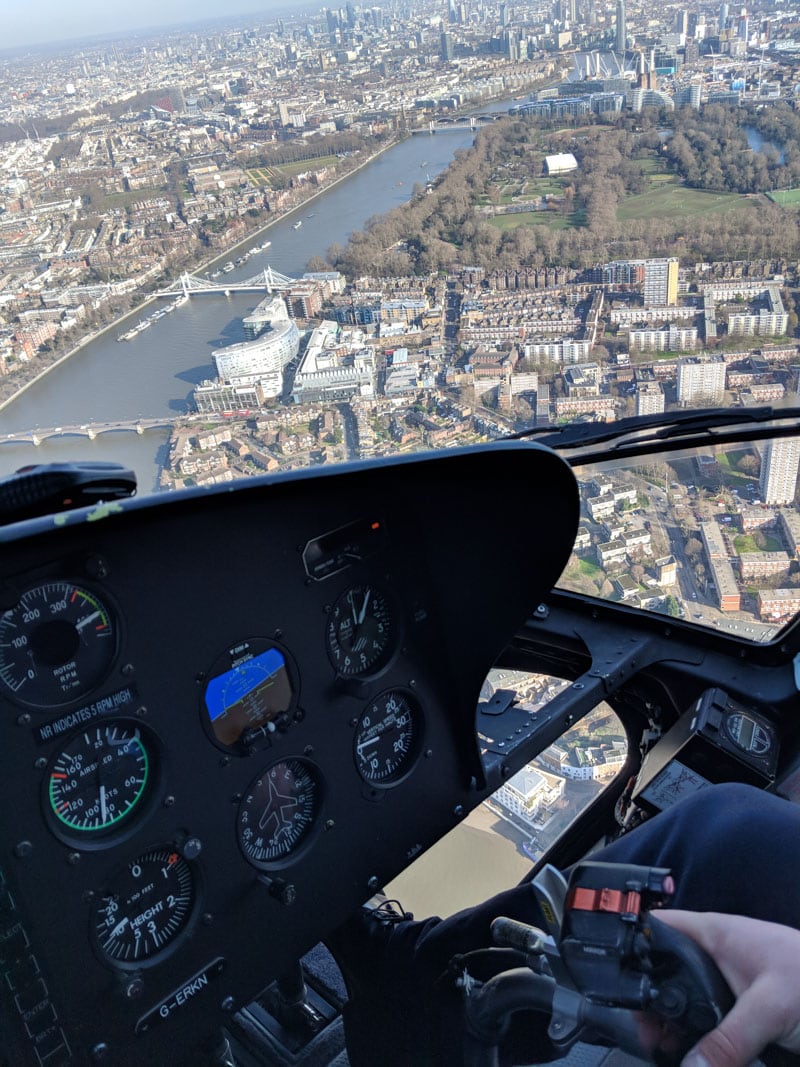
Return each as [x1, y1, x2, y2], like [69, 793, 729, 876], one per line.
[331, 783, 800, 1067]
[655, 910, 800, 1067]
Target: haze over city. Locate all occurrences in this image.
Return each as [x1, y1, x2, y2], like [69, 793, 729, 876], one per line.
[3, 0, 313, 50]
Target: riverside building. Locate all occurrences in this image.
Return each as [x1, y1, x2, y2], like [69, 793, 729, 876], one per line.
[212, 299, 300, 398]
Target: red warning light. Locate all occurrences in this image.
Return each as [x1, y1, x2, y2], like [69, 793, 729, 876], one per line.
[371, 522, 381, 530]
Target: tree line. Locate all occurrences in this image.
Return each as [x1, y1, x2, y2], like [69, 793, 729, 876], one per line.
[323, 105, 800, 279]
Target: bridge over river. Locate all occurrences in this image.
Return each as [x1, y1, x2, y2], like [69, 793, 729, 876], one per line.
[157, 265, 296, 298]
[2, 418, 176, 447]
[411, 114, 501, 135]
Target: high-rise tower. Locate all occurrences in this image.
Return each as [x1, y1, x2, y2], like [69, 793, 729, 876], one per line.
[615, 0, 626, 53]
[760, 438, 800, 506]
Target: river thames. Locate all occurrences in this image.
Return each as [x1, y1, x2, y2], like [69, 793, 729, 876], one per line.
[0, 124, 485, 490]
[0, 105, 612, 912]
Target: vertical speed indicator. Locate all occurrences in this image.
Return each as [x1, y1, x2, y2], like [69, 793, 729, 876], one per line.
[354, 690, 422, 785]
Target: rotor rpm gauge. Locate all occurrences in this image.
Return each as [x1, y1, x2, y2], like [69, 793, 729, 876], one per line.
[237, 758, 322, 868]
[0, 581, 116, 708]
[46, 721, 153, 842]
[92, 848, 196, 967]
[326, 585, 394, 677]
[354, 689, 422, 786]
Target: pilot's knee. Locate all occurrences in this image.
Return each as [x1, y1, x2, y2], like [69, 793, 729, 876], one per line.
[676, 781, 798, 857]
[668, 781, 769, 822]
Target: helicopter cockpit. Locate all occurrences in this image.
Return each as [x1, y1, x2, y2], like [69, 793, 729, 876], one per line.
[1, 411, 800, 1067]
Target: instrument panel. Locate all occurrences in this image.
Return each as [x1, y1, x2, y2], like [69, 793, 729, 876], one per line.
[0, 444, 578, 1065]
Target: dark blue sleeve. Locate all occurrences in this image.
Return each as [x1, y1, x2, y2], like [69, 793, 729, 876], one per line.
[409, 782, 800, 973]
[332, 783, 800, 1066]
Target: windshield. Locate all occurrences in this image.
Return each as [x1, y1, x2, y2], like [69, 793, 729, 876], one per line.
[2, 5, 799, 640]
[561, 436, 800, 641]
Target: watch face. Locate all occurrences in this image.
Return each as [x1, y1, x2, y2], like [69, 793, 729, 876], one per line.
[326, 585, 394, 677]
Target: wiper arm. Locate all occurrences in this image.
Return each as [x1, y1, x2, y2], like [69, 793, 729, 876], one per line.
[508, 406, 800, 452]
[0, 462, 137, 526]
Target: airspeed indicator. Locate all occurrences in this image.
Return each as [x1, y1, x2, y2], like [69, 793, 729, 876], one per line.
[46, 721, 152, 840]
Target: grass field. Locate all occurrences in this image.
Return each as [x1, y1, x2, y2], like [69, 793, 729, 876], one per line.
[734, 532, 784, 554]
[488, 209, 575, 231]
[274, 154, 339, 177]
[617, 183, 748, 222]
[94, 187, 170, 210]
[767, 188, 800, 207]
[247, 168, 273, 188]
[525, 176, 568, 196]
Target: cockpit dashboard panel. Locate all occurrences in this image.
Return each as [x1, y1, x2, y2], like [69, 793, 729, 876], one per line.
[0, 444, 578, 1066]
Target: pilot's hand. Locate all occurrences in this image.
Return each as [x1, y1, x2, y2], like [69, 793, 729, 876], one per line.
[655, 909, 800, 1067]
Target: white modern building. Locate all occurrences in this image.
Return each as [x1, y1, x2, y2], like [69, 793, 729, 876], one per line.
[677, 356, 726, 406]
[213, 299, 300, 399]
[760, 438, 800, 506]
[636, 382, 665, 416]
[522, 338, 593, 364]
[630, 324, 698, 351]
[728, 286, 789, 337]
[291, 321, 376, 403]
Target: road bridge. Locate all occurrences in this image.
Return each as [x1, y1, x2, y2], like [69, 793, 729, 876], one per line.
[2, 418, 175, 447]
[411, 115, 500, 135]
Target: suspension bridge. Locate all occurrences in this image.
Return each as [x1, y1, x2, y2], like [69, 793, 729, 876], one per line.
[158, 266, 296, 298]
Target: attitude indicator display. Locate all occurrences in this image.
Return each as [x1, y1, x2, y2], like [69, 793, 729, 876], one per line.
[203, 643, 295, 749]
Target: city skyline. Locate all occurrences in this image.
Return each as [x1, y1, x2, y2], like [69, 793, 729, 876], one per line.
[1, 0, 315, 51]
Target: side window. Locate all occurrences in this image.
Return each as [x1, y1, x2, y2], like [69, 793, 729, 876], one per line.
[386, 671, 629, 917]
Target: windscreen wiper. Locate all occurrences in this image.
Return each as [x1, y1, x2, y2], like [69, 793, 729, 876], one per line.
[0, 462, 137, 526]
[508, 406, 800, 454]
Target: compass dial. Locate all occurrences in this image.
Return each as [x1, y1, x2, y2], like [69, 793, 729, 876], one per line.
[237, 758, 322, 867]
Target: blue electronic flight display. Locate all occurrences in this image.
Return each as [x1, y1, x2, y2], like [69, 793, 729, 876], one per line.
[203, 647, 294, 748]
